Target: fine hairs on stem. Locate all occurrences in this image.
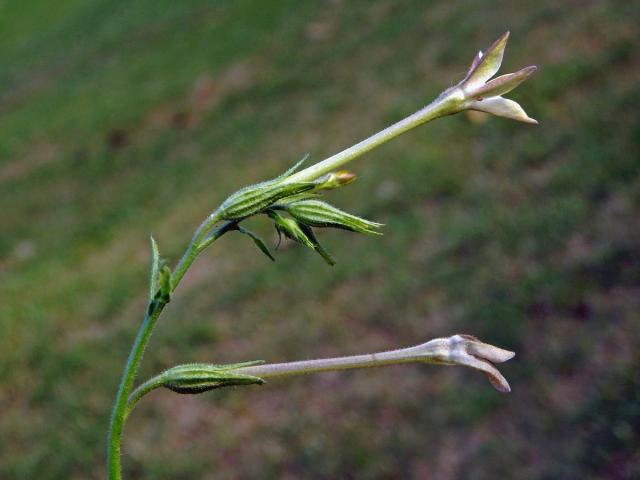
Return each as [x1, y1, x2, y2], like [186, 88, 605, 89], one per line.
[107, 31, 537, 479]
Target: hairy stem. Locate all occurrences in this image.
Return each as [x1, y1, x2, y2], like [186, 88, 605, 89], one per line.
[107, 304, 165, 480]
[124, 376, 167, 421]
[171, 210, 224, 287]
[284, 92, 459, 183]
[107, 213, 226, 480]
[232, 341, 448, 379]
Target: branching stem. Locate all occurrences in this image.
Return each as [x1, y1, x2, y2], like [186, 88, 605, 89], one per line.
[105, 96, 456, 478]
[107, 213, 227, 480]
[107, 31, 533, 480]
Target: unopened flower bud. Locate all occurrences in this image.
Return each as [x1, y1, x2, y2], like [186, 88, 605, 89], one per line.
[268, 210, 315, 248]
[268, 210, 335, 265]
[419, 334, 515, 392]
[281, 199, 383, 235]
[313, 170, 357, 190]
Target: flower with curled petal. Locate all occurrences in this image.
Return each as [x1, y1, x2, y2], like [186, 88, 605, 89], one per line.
[425, 334, 516, 392]
[231, 334, 515, 393]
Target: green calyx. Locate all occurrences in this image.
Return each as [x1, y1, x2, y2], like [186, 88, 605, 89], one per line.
[278, 199, 383, 235]
[219, 155, 315, 221]
[220, 180, 315, 221]
[161, 361, 265, 394]
[268, 210, 335, 265]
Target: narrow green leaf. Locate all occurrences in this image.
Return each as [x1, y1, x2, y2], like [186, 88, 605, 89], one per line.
[237, 226, 275, 261]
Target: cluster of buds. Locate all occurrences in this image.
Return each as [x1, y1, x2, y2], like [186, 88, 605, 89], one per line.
[215, 154, 381, 265]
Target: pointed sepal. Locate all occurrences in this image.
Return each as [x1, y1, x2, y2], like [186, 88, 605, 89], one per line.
[237, 226, 275, 261]
[148, 235, 160, 302]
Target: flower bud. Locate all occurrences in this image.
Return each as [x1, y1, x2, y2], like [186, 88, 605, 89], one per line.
[418, 334, 515, 392]
[313, 170, 357, 191]
[161, 362, 264, 394]
[281, 199, 383, 235]
[268, 210, 335, 265]
[268, 210, 315, 248]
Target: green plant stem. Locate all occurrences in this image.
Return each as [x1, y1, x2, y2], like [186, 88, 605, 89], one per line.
[107, 304, 164, 480]
[124, 376, 167, 421]
[171, 210, 225, 287]
[107, 213, 227, 480]
[284, 92, 459, 183]
[107, 89, 461, 480]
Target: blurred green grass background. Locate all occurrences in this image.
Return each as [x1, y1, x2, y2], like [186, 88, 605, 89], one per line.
[1, 1, 638, 478]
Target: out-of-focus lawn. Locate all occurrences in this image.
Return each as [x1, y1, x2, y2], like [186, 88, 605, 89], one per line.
[1, 1, 638, 478]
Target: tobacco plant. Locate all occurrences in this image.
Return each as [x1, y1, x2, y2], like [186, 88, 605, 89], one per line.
[107, 32, 537, 479]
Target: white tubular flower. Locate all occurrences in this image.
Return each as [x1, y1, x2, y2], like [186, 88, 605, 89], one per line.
[449, 31, 538, 124]
[422, 334, 515, 393]
[232, 334, 515, 393]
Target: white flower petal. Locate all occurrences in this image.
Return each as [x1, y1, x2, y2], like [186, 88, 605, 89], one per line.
[467, 96, 538, 124]
[465, 31, 510, 89]
[463, 50, 484, 82]
[472, 66, 538, 99]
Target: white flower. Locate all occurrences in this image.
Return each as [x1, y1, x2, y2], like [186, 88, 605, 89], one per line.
[451, 31, 538, 124]
[419, 334, 516, 392]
